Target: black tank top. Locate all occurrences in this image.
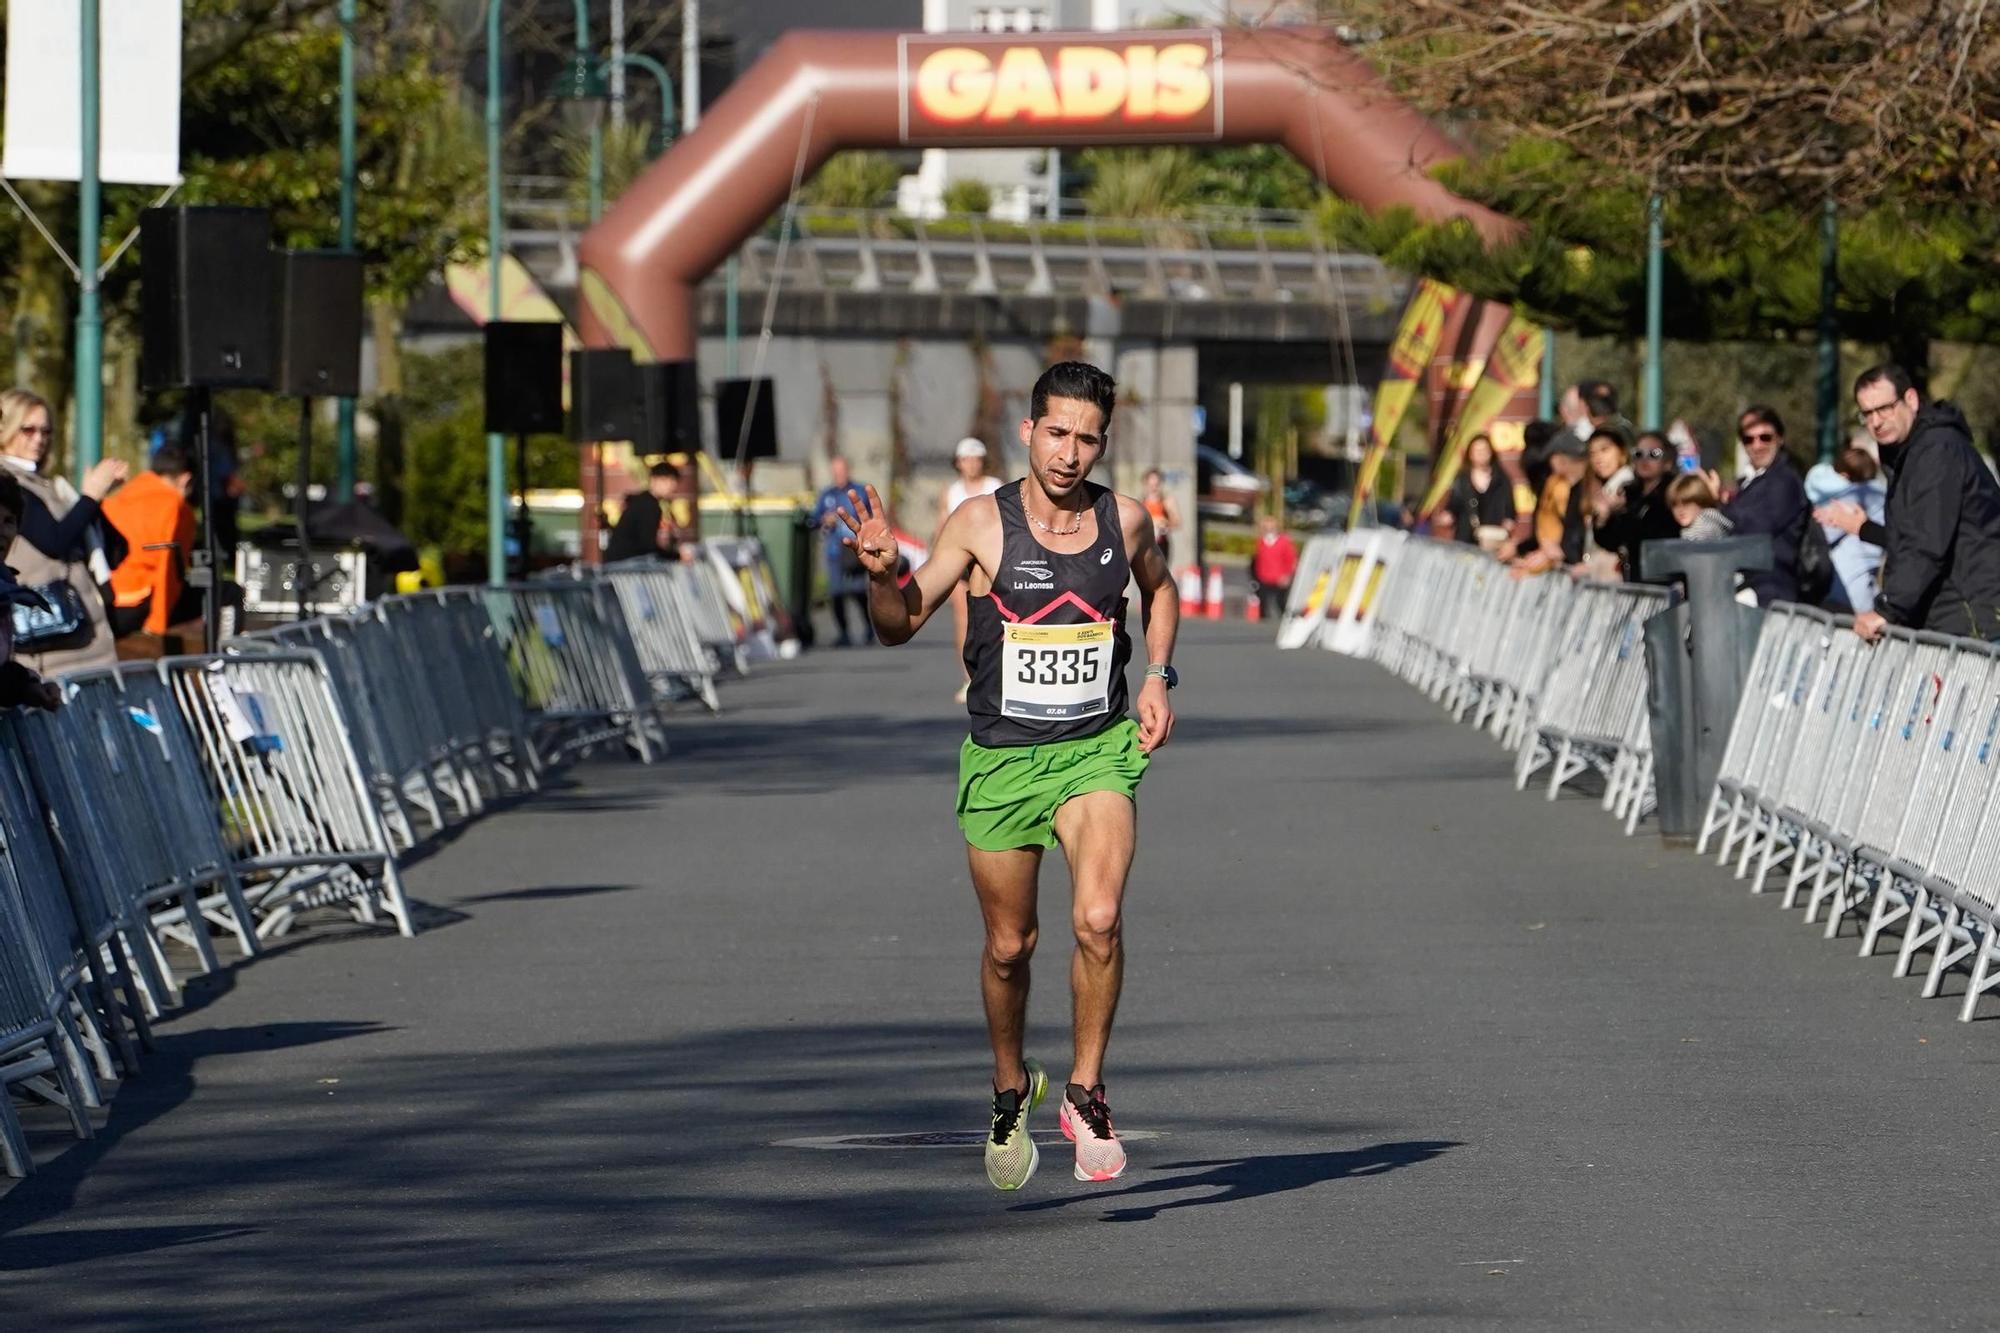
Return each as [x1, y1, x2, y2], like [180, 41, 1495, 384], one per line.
[965, 481, 1133, 748]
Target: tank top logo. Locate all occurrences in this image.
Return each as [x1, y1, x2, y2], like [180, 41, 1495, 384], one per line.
[1099, 548, 1114, 564]
[1011, 561, 1054, 590]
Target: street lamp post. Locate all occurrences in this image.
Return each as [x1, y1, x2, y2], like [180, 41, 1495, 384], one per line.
[74, 0, 102, 482]
[613, 53, 677, 156]
[336, 0, 358, 501]
[486, 0, 601, 585]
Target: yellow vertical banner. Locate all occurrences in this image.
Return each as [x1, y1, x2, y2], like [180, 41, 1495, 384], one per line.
[1349, 278, 1460, 528]
[1417, 316, 1544, 519]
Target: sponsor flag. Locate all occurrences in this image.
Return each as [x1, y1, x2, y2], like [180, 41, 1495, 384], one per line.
[1417, 315, 1544, 520]
[1349, 278, 1460, 528]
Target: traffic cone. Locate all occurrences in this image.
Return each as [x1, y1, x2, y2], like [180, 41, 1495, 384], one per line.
[1245, 589, 1262, 622]
[1203, 566, 1225, 620]
[1178, 565, 1202, 616]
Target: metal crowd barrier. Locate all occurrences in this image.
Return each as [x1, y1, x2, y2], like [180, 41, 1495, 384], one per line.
[484, 582, 668, 763]
[1696, 605, 2000, 1020]
[1360, 537, 1662, 834]
[0, 541, 759, 1174]
[551, 560, 722, 712]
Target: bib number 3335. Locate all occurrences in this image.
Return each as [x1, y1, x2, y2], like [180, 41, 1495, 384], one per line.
[1001, 622, 1114, 721]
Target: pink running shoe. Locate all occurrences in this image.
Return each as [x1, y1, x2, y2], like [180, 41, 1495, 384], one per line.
[1059, 1082, 1127, 1182]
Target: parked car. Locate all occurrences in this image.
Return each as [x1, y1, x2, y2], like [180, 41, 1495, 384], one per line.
[1283, 478, 1338, 528]
[1196, 445, 1268, 521]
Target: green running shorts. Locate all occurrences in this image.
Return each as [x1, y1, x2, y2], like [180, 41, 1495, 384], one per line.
[956, 718, 1148, 852]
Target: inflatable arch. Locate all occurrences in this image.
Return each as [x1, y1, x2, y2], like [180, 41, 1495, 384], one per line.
[576, 26, 1515, 360]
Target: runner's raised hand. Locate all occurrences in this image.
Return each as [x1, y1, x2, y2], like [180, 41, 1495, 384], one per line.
[836, 485, 899, 579]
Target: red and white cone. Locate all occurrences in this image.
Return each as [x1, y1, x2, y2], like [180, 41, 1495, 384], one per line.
[1245, 589, 1262, 622]
[1178, 565, 1203, 616]
[1203, 566, 1226, 620]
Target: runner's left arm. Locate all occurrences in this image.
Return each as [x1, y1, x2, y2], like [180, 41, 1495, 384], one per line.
[838, 485, 975, 645]
[1124, 497, 1178, 753]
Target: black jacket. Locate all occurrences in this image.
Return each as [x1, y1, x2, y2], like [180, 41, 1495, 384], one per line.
[605, 492, 685, 563]
[1448, 470, 1517, 542]
[1594, 475, 1681, 580]
[1874, 402, 2000, 639]
[1721, 457, 1808, 606]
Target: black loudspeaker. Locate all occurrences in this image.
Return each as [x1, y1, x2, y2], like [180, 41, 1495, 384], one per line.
[140, 206, 277, 389]
[569, 348, 639, 441]
[483, 322, 564, 434]
[715, 377, 779, 461]
[638, 360, 701, 456]
[275, 250, 364, 397]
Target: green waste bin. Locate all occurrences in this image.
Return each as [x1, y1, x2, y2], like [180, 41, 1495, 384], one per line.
[698, 494, 814, 629]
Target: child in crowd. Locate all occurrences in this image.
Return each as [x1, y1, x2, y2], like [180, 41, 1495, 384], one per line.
[0, 472, 65, 711]
[1669, 473, 1732, 541]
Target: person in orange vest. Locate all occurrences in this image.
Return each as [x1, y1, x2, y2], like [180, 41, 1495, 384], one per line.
[102, 443, 198, 640]
[1249, 514, 1298, 620]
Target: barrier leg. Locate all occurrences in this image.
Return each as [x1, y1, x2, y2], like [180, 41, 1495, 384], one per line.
[209, 872, 262, 960]
[1893, 887, 1940, 979]
[1823, 864, 1864, 940]
[1783, 835, 1820, 911]
[1924, 906, 1973, 999]
[1858, 872, 1908, 957]
[51, 1008, 103, 1120]
[1959, 931, 2000, 1021]
[69, 990, 118, 1085]
[101, 938, 153, 1054]
[0, 1090, 32, 1176]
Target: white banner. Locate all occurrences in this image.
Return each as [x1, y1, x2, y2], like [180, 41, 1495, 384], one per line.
[3, 0, 182, 186]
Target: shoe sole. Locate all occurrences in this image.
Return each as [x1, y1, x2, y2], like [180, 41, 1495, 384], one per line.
[986, 1057, 1048, 1191]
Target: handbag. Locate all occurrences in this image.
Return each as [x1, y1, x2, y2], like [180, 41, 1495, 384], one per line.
[12, 579, 89, 650]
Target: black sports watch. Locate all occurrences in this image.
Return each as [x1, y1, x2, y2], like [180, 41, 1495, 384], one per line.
[1144, 663, 1178, 689]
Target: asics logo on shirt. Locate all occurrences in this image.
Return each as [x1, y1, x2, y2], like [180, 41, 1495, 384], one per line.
[1099, 548, 1114, 565]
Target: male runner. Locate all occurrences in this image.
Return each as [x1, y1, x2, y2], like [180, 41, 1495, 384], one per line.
[837, 361, 1180, 1190]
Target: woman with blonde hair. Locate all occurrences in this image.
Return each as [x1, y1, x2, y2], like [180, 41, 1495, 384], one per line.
[0, 389, 130, 675]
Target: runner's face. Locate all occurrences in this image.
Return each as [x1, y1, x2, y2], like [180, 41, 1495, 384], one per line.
[956, 454, 983, 480]
[1021, 397, 1107, 502]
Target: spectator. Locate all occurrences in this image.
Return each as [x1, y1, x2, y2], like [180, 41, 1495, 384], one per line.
[1577, 428, 1630, 580]
[605, 461, 695, 564]
[0, 473, 63, 711]
[1514, 418, 1562, 525]
[1140, 467, 1181, 566]
[1509, 434, 1588, 577]
[1834, 364, 2000, 642]
[101, 444, 200, 641]
[1448, 433, 1518, 551]
[1592, 431, 1682, 580]
[1804, 446, 1887, 614]
[0, 388, 128, 676]
[1250, 514, 1298, 619]
[1670, 473, 1733, 541]
[813, 455, 875, 646]
[1706, 404, 1808, 606]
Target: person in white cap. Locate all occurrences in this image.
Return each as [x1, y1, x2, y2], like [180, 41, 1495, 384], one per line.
[938, 437, 1005, 701]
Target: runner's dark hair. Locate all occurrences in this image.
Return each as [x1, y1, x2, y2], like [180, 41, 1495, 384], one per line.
[1031, 361, 1116, 424]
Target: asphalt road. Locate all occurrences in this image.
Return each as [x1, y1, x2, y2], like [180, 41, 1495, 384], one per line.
[4, 620, 1997, 1330]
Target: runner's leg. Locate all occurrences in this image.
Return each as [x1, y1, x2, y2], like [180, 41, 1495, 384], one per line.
[1052, 789, 1136, 1089]
[968, 844, 1042, 1093]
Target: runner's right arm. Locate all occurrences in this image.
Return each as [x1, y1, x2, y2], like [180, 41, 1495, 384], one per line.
[837, 485, 981, 645]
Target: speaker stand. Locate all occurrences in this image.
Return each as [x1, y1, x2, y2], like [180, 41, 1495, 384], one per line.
[296, 394, 313, 622]
[513, 432, 530, 584]
[187, 387, 223, 655]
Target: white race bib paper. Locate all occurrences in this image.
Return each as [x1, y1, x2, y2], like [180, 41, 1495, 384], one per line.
[1001, 622, 1114, 721]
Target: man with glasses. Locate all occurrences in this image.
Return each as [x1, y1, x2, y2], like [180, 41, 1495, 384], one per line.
[1823, 364, 2000, 641]
[1705, 405, 1808, 606]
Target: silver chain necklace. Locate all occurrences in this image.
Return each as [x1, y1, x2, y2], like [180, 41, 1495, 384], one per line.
[1023, 487, 1085, 536]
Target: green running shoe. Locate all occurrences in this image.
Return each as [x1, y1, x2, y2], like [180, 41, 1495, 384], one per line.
[984, 1057, 1047, 1191]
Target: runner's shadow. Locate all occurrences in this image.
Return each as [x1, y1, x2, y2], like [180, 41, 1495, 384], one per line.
[1008, 1139, 1460, 1223]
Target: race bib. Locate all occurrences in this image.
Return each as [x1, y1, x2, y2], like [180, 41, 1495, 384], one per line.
[1001, 622, 1113, 721]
